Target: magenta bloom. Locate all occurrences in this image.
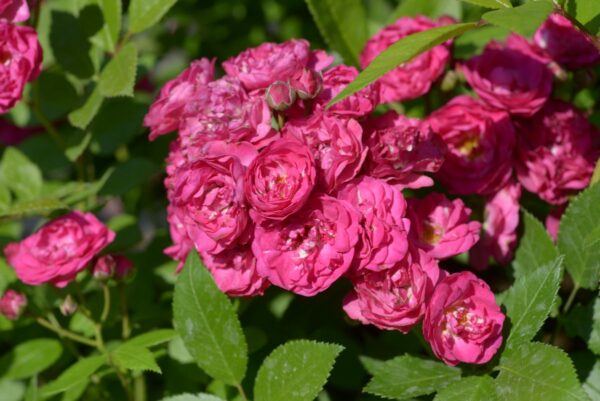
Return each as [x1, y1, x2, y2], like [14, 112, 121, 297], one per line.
[316, 65, 379, 118]
[93, 254, 134, 280]
[0, 289, 26, 320]
[338, 176, 410, 272]
[408, 193, 480, 260]
[0, 21, 42, 113]
[144, 58, 215, 140]
[253, 194, 361, 296]
[428, 96, 515, 195]
[0, 119, 37, 146]
[4, 212, 115, 287]
[545, 205, 566, 242]
[364, 111, 446, 189]
[470, 183, 521, 270]
[245, 138, 316, 222]
[515, 100, 599, 205]
[164, 205, 194, 272]
[201, 245, 269, 297]
[423, 271, 505, 366]
[0, 0, 29, 22]
[462, 43, 553, 117]
[535, 13, 600, 69]
[283, 112, 367, 192]
[290, 67, 323, 100]
[344, 249, 442, 332]
[360, 16, 452, 103]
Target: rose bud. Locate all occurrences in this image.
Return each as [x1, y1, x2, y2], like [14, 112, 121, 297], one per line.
[290, 68, 323, 99]
[114, 255, 134, 280]
[59, 295, 78, 317]
[265, 80, 296, 111]
[0, 289, 27, 320]
[93, 255, 116, 281]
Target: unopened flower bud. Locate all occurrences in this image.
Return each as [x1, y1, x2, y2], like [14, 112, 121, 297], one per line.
[290, 68, 323, 100]
[0, 289, 27, 320]
[93, 255, 116, 281]
[59, 295, 78, 317]
[113, 255, 134, 281]
[266, 80, 296, 111]
[440, 70, 458, 92]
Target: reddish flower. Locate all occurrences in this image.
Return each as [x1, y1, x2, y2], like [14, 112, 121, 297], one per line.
[0, 289, 26, 320]
[0, 0, 29, 22]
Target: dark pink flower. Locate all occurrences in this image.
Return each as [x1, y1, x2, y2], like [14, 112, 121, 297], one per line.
[0, 119, 37, 146]
[407, 193, 480, 260]
[360, 16, 452, 103]
[344, 249, 442, 332]
[338, 176, 410, 272]
[0, 289, 26, 320]
[283, 112, 367, 192]
[4, 211, 115, 287]
[515, 100, 599, 205]
[290, 68, 323, 100]
[0, 0, 29, 22]
[252, 194, 361, 296]
[462, 42, 553, 116]
[423, 271, 505, 366]
[428, 96, 515, 195]
[164, 205, 194, 273]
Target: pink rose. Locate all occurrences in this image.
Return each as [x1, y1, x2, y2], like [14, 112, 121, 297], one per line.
[144, 58, 215, 140]
[364, 111, 446, 189]
[407, 193, 480, 260]
[252, 194, 361, 296]
[470, 183, 521, 270]
[546, 205, 566, 242]
[344, 249, 442, 332]
[535, 13, 600, 69]
[4, 211, 115, 287]
[360, 16, 452, 103]
[338, 176, 410, 272]
[0, 289, 26, 320]
[245, 138, 316, 222]
[201, 245, 269, 297]
[283, 112, 367, 192]
[428, 96, 515, 195]
[423, 271, 505, 366]
[223, 39, 321, 90]
[0, 0, 29, 22]
[180, 76, 276, 150]
[169, 154, 250, 255]
[462, 42, 553, 116]
[515, 100, 599, 205]
[0, 21, 42, 113]
[164, 205, 194, 273]
[93, 254, 134, 280]
[315, 65, 379, 118]
[290, 68, 323, 100]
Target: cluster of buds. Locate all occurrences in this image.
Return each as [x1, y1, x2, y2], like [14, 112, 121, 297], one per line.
[265, 68, 323, 111]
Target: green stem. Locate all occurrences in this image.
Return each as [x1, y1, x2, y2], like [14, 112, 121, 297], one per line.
[118, 284, 131, 339]
[563, 285, 580, 314]
[100, 284, 111, 323]
[36, 317, 97, 347]
[236, 384, 249, 401]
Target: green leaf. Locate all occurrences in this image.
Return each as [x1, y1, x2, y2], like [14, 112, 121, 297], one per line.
[64, 130, 92, 162]
[304, 0, 367, 66]
[588, 297, 600, 354]
[68, 87, 104, 130]
[0, 181, 11, 214]
[254, 340, 343, 401]
[93, 0, 122, 52]
[112, 344, 161, 373]
[567, 0, 600, 35]
[458, 0, 510, 9]
[125, 329, 177, 348]
[558, 182, 600, 290]
[99, 43, 137, 97]
[41, 355, 106, 396]
[0, 147, 43, 201]
[168, 336, 194, 364]
[1, 198, 68, 219]
[504, 257, 563, 347]
[495, 342, 589, 401]
[0, 339, 62, 380]
[392, 0, 463, 20]
[0, 380, 25, 401]
[591, 158, 600, 185]
[364, 355, 461, 399]
[583, 359, 600, 401]
[513, 210, 559, 280]
[433, 376, 495, 401]
[173, 251, 247, 385]
[99, 158, 158, 196]
[60, 379, 89, 401]
[328, 23, 477, 108]
[128, 0, 178, 34]
[483, 1, 554, 37]
[160, 394, 225, 401]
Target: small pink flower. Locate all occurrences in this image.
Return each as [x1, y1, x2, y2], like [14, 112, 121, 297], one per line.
[315, 65, 379, 118]
[144, 58, 215, 140]
[265, 80, 296, 111]
[290, 68, 323, 100]
[283, 112, 367, 192]
[515, 100, 599, 205]
[535, 13, 600, 69]
[344, 249, 442, 332]
[252, 194, 361, 296]
[0, 21, 42, 113]
[462, 42, 552, 116]
[408, 193, 481, 260]
[423, 271, 505, 366]
[364, 111, 446, 189]
[360, 16, 452, 103]
[164, 205, 194, 273]
[428, 96, 515, 195]
[0, 289, 26, 320]
[245, 138, 316, 222]
[470, 183, 521, 270]
[0, 0, 29, 22]
[201, 245, 269, 297]
[4, 211, 115, 287]
[338, 176, 410, 272]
